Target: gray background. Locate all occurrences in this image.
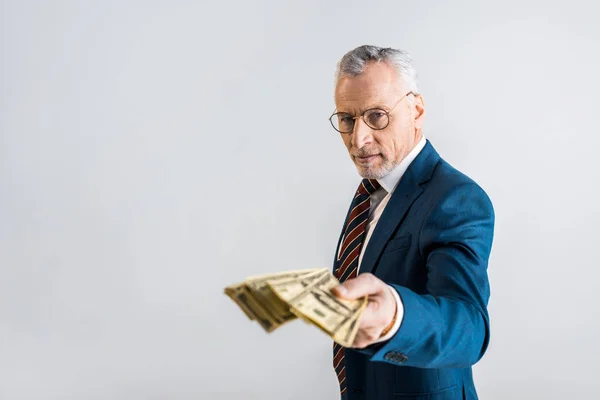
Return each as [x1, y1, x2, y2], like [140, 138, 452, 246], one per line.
[1, 1, 599, 399]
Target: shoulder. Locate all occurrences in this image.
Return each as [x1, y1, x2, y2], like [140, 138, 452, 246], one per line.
[428, 155, 494, 211]
[418, 153, 495, 255]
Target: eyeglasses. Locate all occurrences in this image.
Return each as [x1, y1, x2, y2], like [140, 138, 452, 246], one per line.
[328, 91, 415, 134]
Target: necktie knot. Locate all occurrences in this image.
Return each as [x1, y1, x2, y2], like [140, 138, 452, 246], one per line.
[357, 178, 381, 197]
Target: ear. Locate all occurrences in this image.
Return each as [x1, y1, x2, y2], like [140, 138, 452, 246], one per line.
[413, 94, 426, 131]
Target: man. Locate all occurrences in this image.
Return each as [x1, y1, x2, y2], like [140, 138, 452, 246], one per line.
[329, 45, 494, 399]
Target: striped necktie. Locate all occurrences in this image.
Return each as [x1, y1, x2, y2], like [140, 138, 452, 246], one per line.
[333, 178, 381, 396]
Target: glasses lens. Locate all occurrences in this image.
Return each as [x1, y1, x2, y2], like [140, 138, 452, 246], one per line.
[364, 109, 389, 130]
[332, 113, 354, 133]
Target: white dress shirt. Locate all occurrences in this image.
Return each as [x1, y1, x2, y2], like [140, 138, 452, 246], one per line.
[339, 136, 427, 343]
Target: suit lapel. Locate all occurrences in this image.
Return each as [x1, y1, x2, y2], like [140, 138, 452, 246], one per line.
[358, 140, 440, 276]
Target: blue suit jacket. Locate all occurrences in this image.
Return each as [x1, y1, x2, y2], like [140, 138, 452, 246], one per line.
[334, 140, 494, 400]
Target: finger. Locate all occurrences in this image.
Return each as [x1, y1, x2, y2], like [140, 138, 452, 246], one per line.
[351, 326, 383, 349]
[357, 298, 384, 327]
[332, 273, 384, 300]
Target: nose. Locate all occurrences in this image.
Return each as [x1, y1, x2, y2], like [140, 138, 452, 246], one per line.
[351, 117, 374, 149]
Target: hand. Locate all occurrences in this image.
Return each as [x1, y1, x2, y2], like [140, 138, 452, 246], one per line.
[331, 273, 397, 349]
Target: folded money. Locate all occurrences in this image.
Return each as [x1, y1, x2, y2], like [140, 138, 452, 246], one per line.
[224, 268, 368, 347]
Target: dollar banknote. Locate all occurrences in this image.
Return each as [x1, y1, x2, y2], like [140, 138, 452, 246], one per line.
[224, 268, 324, 332]
[224, 268, 367, 347]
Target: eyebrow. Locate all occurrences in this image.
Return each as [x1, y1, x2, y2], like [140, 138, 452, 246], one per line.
[337, 103, 389, 114]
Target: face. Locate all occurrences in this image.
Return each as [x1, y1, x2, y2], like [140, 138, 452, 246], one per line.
[334, 61, 426, 179]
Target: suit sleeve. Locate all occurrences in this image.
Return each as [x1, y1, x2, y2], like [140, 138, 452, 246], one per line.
[359, 182, 495, 369]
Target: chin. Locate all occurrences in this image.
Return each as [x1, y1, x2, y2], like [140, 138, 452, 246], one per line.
[356, 165, 385, 180]
[355, 159, 395, 180]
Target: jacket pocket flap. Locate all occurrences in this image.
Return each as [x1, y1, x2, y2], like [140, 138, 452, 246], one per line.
[383, 234, 412, 254]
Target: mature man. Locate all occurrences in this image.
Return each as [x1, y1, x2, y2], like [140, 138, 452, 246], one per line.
[329, 45, 494, 399]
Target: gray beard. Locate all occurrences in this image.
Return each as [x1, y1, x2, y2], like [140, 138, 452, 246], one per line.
[356, 157, 397, 180]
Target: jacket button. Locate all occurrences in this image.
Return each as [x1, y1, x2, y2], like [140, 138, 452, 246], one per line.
[384, 351, 408, 363]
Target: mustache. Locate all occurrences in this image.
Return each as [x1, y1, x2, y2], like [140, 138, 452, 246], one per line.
[353, 148, 380, 157]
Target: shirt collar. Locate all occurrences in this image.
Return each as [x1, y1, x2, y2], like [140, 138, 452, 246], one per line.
[377, 136, 427, 193]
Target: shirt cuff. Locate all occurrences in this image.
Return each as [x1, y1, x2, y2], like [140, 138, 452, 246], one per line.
[373, 284, 404, 344]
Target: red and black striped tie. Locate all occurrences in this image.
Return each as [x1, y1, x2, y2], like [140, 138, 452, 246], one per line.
[333, 178, 381, 396]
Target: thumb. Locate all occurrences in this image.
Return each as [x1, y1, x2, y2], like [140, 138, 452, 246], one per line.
[332, 273, 382, 300]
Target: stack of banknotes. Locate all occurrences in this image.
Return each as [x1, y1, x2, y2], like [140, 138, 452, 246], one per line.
[224, 268, 367, 347]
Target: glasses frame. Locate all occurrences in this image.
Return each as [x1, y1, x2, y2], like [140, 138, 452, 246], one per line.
[328, 91, 416, 134]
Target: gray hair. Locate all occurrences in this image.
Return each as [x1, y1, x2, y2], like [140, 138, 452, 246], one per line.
[334, 45, 419, 96]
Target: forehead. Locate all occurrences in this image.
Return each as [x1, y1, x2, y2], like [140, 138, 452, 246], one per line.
[334, 62, 403, 112]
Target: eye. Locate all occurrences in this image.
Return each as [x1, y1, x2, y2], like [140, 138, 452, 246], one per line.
[368, 111, 385, 121]
[339, 115, 354, 124]
[335, 113, 355, 132]
[365, 110, 389, 129]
